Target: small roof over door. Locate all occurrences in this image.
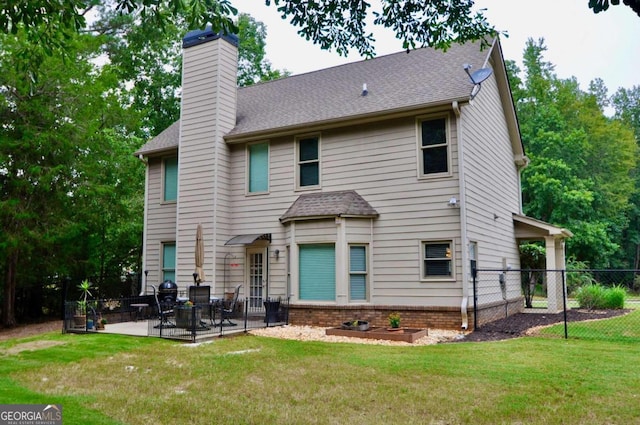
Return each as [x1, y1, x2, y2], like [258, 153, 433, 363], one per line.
[513, 214, 573, 239]
[225, 233, 272, 246]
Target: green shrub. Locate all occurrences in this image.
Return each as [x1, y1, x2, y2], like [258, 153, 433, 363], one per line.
[575, 284, 607, 309]
[575, 284, 626, 309]
[604, 285, 627, 309]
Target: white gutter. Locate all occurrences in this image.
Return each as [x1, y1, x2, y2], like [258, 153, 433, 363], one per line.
[453, 101, 470, 330]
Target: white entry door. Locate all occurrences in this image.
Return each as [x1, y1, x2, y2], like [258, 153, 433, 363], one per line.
[247, 248, 266, 310]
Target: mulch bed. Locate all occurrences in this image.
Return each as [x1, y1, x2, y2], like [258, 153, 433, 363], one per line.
[459, 309, 631, 342]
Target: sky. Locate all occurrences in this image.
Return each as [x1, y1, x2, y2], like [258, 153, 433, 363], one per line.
[233, 0, 640, 94]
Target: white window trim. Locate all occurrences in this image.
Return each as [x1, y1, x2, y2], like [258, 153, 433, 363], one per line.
[416, 114, 452, 180]
[348, 244, 369, 302]
[420, 240, 455, 281]
[295, 134, 321, 191]
[161, 155, 178, 204]
[246, 140, 270, 195]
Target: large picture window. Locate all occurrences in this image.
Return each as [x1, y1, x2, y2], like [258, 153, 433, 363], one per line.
[422, 241, 452, 278]
[162, 242, 176, 282]
[349, 245, 367, 301]
[248, 142, 269, 193]
[163, 156, 178, 202]
[297, 136, 320, 188]
[419, 118, 448, 176]
[299, 244, 335, 301]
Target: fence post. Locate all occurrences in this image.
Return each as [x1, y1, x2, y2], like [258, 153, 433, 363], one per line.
[472, 267, 478, 330]
[562, 270, 568, 339]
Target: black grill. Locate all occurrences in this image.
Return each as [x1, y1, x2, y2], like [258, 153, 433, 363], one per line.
[158, 280, 178, 304]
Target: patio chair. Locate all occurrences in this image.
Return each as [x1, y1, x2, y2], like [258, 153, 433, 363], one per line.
[151, 284, 176, 328]
[218, 284, 242, 326]
[188, 285, 212, 329]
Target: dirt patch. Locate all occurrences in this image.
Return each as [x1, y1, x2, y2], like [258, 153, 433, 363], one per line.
[459, 309, 631, 342]
[3, 340, 66, 355]
[0, 320, 62, 342]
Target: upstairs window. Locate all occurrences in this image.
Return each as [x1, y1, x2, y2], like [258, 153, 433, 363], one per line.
[422, 241, 453, 278]
[297, 136, 320, 188]
[248, 142, 269, 193]
[163, 156, 178, 202]
[419, 118, 449, 176]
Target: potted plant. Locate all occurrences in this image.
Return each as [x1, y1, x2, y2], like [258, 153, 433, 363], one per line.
[73, 301, 87, 328]
[341, 319, 369, 331]
[74, 279, 93, 330]
[388, 312, 401, 330]
[96, 317, 107, 330]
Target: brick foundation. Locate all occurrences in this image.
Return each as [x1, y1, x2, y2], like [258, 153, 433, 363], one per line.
[474, 297, 524, 327]
[288, 304, 472, 330]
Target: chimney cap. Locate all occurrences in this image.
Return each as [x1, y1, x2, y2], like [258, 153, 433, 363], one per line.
[183, 27, 239, 48]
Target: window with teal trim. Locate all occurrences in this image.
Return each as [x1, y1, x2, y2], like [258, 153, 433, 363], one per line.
[162, 243, 176, 282]
[248, 142, 269, 193]
[163, 156, 178, 202]
[299, 244, 335, 301]
[349, 245, 367, 301]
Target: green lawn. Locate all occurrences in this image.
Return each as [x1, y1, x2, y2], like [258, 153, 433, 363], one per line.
[1, 318, 640, 425]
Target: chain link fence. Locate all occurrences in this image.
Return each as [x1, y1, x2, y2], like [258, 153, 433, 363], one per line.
[473, 268, 640, 341]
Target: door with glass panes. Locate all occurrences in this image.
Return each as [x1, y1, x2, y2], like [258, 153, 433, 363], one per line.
[246, 247, 266, 311]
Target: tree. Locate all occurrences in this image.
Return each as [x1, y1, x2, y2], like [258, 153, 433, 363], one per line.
[3, 1, 496, 62]
[237, 13, 290, 86]
[97, 6, 288, 137]
[0, 30, 140, 325]
[511, 38, 638, 268]
[589, 0, 640, 16]
[612, 86, 640, 269]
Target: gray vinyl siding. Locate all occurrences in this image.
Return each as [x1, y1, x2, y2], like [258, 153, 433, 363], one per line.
[227, 114, 464, 307]
[461, 63, 521, 272]
[143, 157, 177, 286]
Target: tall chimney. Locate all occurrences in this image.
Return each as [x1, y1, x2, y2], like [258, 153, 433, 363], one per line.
[175, 28, 238, 289]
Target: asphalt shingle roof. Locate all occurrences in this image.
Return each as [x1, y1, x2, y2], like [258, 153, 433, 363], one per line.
[279, 190, 379, 223]
[136, 39, 494, 155]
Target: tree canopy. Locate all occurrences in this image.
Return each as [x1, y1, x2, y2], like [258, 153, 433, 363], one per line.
[0, 6, 287, 325]
[510, 38, 639, 268]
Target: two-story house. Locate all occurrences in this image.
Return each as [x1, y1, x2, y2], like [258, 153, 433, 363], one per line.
[134, 28, 571, 330]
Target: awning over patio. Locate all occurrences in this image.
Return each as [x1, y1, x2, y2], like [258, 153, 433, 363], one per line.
[225, 233, 272, 246]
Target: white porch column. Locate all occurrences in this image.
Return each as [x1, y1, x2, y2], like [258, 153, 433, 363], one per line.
[545, 236, 563, 313]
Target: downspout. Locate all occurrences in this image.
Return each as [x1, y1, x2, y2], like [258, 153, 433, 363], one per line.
[453, 101, 470, 330]
[137, 154, 149, 295]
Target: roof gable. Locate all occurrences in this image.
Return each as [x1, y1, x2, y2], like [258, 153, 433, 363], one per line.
[136, 38, 519, 155]
[280, 190, 379, 223]
[228, 40, 490, 139]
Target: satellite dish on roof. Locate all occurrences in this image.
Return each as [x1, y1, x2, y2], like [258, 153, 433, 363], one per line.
[463, 64, 493, 100]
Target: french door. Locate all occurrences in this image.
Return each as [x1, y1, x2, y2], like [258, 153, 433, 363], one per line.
[247, 248, 266, 310]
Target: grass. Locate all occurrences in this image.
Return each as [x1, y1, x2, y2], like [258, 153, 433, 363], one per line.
[1, 323, 640, 425]
[541, 309, 640, 342]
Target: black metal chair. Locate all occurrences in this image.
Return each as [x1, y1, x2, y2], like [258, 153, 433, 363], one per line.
[151, 284, 176, 328]
[188, 285, 211, 329]
[218, 284, 242, 326]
